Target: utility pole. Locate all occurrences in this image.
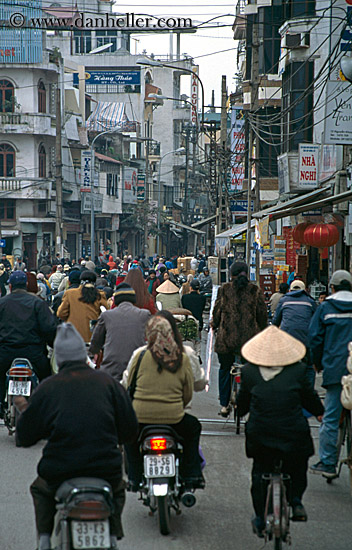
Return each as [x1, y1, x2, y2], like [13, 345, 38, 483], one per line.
[144, 115, 150, 255]
[245, 14, 260, 282]
[55, 83, 63, 259]
[183, 124, 190, 252]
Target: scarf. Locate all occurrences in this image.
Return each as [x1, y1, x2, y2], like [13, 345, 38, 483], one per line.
[146, 316, 182, 373]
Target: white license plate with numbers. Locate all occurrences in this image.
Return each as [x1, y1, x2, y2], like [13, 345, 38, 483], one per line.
[71, 520, 110, 549]
[144, 454, 175, 478]
[8, 380, 31, 396]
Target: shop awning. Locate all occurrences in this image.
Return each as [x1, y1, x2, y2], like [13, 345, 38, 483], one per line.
[268, 188, 352, 219]
[95, 152, 122, 165]
[169, 221, 205, 235]
[87, 102, 132, 132]
[252, 186, 331, 220]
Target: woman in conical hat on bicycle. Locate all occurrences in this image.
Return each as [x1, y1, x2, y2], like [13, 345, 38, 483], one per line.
[236, 325, 324, 537]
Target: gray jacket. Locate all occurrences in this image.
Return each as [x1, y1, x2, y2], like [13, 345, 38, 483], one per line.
[89, 301, 150, 381]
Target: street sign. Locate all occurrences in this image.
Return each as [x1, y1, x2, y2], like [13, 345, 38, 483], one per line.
[137, 174, 145, 202]
[230, 200, 254, 215]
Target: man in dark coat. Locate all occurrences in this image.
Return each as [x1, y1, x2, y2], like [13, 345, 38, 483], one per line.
[0, 271, 57, 409]
[16, 323, 138, 550]
[309, 270, 352, 477]
[181, 279, 206, 330]
[89, 283, 150, 381]
[211, 262, 267, 415]
[236, 325, 324, 536]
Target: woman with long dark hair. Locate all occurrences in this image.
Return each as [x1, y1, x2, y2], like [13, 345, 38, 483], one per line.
[124, 311, 204, 490]
[125, 268, 156, 314]
[211, 261, 267, 416]
[57, 270, 108, 343]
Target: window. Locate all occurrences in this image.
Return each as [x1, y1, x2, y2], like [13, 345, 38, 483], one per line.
[284, 0, 315, 19]
[282, 62, 314, 153]
[0, 199, 15, 220]
[0, 143, 15, 176]
[0, 80, 14, 113]
[38, 81, 46, 113]
[39, 144, 46, 177]
[106, 173, 119, 197]
[73, 30, 92, 54]
[258, 5, 284, 75]
[258, 107, 281, 178]
[96, 30, 118, 52]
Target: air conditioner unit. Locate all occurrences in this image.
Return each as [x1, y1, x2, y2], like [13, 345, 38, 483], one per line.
[283, 33, 310, 49]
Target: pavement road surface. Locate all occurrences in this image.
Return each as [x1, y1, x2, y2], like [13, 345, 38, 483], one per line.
[1, 334, 352, 550]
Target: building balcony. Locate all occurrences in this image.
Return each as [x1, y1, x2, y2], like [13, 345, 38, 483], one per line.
[0, 177, 53, 199]
[0, 112, 56, 136]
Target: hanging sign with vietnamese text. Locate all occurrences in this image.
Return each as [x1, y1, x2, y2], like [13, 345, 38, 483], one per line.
[298, 143, 320, 189]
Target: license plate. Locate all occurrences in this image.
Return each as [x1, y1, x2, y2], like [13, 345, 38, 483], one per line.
[144, 454, 175, 478]
[71, 520, 110, 549]
[8, 380, 31, 397]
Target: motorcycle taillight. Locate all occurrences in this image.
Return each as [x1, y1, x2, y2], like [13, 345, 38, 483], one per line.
[67, 500, 110, 520]
[235, 374, 241, 384]
[8, 367, 32, 377]
[142, 437, 175, 451]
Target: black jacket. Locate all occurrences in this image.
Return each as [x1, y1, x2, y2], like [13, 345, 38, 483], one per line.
[236, 362, 324, 459]
[0, 289, 57, 356]
[17, 362, 139, 485]
[182, 292, 206, 329]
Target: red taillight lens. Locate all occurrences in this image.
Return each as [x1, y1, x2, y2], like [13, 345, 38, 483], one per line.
[150, 438, 167, 451]
[8, 367, 32, 377]
[235, 375, 241, 384]
[67, 501, 110, 520]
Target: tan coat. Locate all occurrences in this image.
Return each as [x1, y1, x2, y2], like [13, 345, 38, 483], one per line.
[57, 287, 108, 343]
[156, 292, 182, 311]
[127, 349, 193, 424]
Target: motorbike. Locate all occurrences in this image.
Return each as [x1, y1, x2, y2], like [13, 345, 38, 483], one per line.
[4, 358, 38, 442]
[136, 425, 199, 535]
[52, 477, 115, 550]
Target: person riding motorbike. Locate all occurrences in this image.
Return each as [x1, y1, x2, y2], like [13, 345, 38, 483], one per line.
[124, 313, 204, 491]
[15, 322, 138, 550]
[57, 270, 108, 343]
[0, 270, 57, 413]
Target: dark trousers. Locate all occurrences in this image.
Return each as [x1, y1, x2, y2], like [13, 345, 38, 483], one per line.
[125, 413, 202, 484]
[0, 352, 51, 404]
[30, 475, 126, 538]
[251, 452, 309, 520]
[217, 352, 240, 407]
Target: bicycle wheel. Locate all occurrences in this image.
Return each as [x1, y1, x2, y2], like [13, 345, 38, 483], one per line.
[336, 411, 348, 464]
[157, 495, 171, 535]
[344, 412, 352, 494]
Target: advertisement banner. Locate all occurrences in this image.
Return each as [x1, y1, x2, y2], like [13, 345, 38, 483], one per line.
[298, 144, 320, 189]
[319, 144, 343, 182]
[81, 192, 103, 213]
[137, 174, 145, 202]
[81, 150, 92, 192]
[123, 167, 137, 204]
[324, 80, 352, 144]
[73, 70, 140, 86]
[190, 67, 199, 125]
[230, 108, 245, 191]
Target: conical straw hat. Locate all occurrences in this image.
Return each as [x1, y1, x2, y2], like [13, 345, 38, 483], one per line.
[156, 280, 179, 294]
[241, 325, 306, 367]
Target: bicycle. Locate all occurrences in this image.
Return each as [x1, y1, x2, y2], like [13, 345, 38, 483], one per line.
[326, 408, 352, 491]
[263, 462, 291, 550]
[229, 363, 243, 434]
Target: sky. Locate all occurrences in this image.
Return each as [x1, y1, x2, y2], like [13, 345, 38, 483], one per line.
[113, 0, 237, 109]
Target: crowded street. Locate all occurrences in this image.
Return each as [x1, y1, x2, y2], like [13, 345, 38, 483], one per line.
[1, 333, 352, 550]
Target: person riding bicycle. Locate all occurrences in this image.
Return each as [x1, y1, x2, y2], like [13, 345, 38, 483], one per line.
[236, 325, 324, 537]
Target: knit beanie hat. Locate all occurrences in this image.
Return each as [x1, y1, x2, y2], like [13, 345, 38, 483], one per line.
[54, 323, 87, 368]
[69, 270, 81, 284]
[114, 282, 136, 307]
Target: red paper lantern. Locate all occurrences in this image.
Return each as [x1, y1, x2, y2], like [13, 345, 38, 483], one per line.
[303, 223, 339, 248]
[292, 222, 313, 245]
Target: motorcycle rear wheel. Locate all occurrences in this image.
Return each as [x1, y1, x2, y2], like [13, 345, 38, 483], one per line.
[157, 495, 171, 535]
